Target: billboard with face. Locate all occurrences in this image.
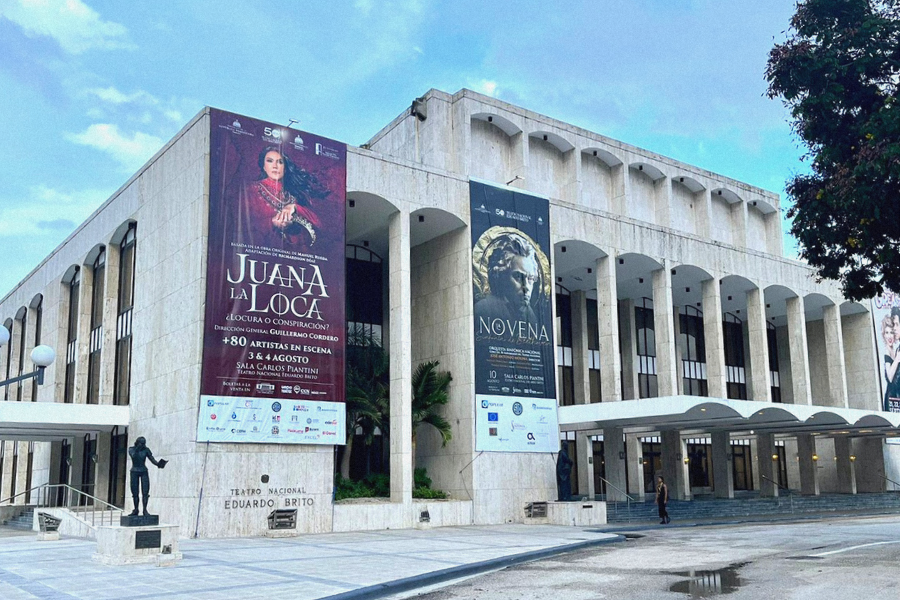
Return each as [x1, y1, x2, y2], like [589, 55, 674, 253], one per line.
[470, 180, 558, 452]
[874, 289, 900, 412]
[197, 109, 346, 444]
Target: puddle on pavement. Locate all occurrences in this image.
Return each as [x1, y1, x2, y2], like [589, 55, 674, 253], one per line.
[668, 562, 748, 598]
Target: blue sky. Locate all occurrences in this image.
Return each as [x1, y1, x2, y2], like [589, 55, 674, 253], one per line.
[0, 0, 806, 297]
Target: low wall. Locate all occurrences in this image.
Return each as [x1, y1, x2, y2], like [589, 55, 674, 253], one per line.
[332, 499, 474, 532]
[36, 507, 97, 539]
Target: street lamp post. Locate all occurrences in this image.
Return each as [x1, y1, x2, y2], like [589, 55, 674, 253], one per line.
[0, 325, 56, 389]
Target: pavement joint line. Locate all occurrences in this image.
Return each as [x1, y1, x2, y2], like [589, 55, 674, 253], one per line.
[0, 566, 81, 600]
[197, 554, 365, 588]
[317, 535, 625, 600]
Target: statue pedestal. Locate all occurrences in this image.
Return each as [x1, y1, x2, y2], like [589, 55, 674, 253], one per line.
[92, 524, 182, 566]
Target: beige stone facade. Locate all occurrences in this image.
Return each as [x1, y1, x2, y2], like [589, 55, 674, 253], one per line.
[0, 88, 895, 538]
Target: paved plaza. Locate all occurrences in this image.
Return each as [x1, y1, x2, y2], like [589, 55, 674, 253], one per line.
[0, 525, 619, 600]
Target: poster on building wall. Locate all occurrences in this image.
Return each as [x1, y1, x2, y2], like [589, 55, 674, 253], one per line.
[874, 288, 900, 413]
[197, 109, 346, 444]
[470, 179, 559, 452]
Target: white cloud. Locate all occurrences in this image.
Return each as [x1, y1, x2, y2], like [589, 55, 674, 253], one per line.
[86, 86, 156, 105]
[471, 79, 499, 97]
[66, 123, 163, 171]
[0, 0, 134, 54]
[0, 185, 106, 237]
[354, 0, 374, 15]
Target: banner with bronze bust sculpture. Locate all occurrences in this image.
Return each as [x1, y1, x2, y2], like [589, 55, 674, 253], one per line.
[197, 109, 347, 445]
[470, 179, 559, 452]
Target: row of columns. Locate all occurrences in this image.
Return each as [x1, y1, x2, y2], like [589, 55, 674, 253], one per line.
[564, 256, 850, 410]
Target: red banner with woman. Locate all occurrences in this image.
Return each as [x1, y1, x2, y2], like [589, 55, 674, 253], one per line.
[198, 109, 346, 445]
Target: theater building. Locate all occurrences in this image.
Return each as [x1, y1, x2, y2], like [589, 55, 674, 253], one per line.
[1, 88, 898, 538]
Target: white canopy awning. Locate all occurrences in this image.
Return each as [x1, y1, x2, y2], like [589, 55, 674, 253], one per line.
[558, 396, 900, 438]
[0, 401, 130, 441]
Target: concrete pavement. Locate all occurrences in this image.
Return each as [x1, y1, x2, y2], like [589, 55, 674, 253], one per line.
[0, 524, 620, 600]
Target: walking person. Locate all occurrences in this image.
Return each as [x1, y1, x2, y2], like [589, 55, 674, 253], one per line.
[656, 475, 670, 524]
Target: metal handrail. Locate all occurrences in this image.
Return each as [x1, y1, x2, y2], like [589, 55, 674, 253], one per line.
[0, 482, 46, 506]
[877, 473, 900, 491]
[1, 483, 123, 530]
[760, 474, 794, 514]
[597, 476, 636, 520]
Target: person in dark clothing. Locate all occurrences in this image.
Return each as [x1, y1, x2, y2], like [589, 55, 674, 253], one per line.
[556, 444, 574, 501]
[656, 475, 670, 524]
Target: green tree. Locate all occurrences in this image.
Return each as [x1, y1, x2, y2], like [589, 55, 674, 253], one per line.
[766, 0, 900, 300]
[341, 329, 389, 479]
[411, 360, 452, 471]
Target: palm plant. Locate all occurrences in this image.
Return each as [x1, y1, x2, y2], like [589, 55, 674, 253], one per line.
[411, 360, 453, 471]
[341, 328, 389, 479]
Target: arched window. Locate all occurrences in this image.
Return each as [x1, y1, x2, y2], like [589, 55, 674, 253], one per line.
[679, 305, 708, 397]
[30, 297, 42, 402]
[767, 321, 781, 403]
[15, 308, 26, 401]
[87, 249, 105, 404]
[723, 312, 746, 399]
[345, 244, 383, 344]
[115, 225, 136, 406]
[64, 268, 81, 404]
[635, 298, 657, 398]
[3, 318, 13, 402]
[555, 285, 574, 406]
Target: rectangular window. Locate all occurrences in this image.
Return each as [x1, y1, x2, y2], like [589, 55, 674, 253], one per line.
[15, 313, 26, 401]
[86, 253, 105, 405]
[64, 272, 80, 404]
[115, 229, 136, 406]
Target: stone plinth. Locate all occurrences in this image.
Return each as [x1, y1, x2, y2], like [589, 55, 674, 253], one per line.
[544, 501, 607, 527]
[37, 531, 60, 541]
[92, 524, 182, 566]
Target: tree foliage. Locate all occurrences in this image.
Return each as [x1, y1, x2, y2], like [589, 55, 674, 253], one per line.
[766, 0, 900, 300]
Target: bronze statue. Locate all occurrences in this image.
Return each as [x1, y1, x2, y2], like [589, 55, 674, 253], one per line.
[556, 443, 573, 501]
[128, 437, 167, 516]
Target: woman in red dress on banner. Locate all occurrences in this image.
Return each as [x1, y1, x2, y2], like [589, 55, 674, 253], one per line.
[238, 146, 328, 250]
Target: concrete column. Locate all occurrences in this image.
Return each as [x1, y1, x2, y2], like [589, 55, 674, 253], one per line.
[618, 299, 639, 400]
[834, 437, 857, 494]
[626, 434, 644, 497]
[603, 427, 627, 501]
[853, 437, 885, 493]
[68, 437, 85, 506]
[823, 304, 849, 408]
[702, 278, 727, 398]
[797, 434, 820, 496]
[733, 200, 748, 249]
[14, 447, 28, 504]
[0, 441, 13, 503]
[757, 433, 778, 497]
[697, 189, 712, 240]
[652, 264, 678, 397]
[509, 132, 528, 190]
[596, 255, 622, 402]
[746, 287, 772, 402]
[661, 430, 690, 500]
[563, 149, 581, 203]
[611, 164, 630, 215]
[99, 245, 120, 406]
[388, 210, 413, 504]
[656, 178, 672, 229]
[94, 432, 112, 504]
[571, 291, 591, 406]
[575, 432, 594, 498]
[786, 296, 812, 405]
[711, 432, 734, 499]
[74, 269, 93, 404]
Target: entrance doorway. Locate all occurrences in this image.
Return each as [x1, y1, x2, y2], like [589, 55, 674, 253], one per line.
[732, 442, 753, 491]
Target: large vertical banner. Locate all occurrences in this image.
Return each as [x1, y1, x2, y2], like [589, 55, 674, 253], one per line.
[470, 180, 558, 452]
[197, 109, 346, 444]
[874, 288, 900, 412]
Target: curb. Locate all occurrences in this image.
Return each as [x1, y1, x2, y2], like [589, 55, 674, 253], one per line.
[598, 509, 900, 532]
[320, 535, 624, 600]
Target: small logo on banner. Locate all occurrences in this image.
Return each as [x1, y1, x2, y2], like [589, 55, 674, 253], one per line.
[488, 412, 498, 422]
[489, 428, 498, 436]
[481, 399, 489, 409]
[272, 402, 282, 412]
[512, 402, 523, 416]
